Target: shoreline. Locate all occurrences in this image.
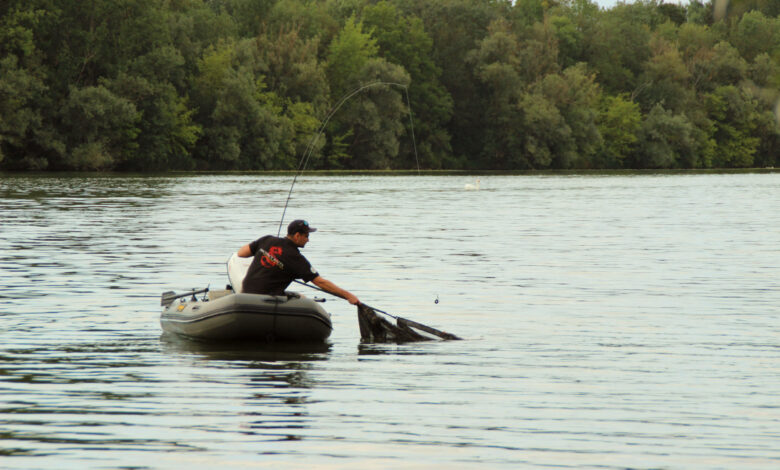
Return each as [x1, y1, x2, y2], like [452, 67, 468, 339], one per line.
[2, 168, 778, 177]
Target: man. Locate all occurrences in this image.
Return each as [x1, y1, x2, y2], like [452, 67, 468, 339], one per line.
[237, 219, 360, 305]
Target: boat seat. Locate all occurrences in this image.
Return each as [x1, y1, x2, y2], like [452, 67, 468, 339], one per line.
[207, 289, 233, 301]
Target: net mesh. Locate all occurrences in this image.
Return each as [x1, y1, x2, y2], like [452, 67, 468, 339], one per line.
[357, 304, 460, 343]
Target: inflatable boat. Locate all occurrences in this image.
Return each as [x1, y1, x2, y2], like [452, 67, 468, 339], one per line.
[159, 253, 332, 342]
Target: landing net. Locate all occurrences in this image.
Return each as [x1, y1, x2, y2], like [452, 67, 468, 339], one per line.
[357, 304, 461, 343]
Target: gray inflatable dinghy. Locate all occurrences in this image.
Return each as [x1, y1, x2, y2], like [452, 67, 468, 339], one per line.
[160, 289, 332, 342]
[159, 253, 332, 342]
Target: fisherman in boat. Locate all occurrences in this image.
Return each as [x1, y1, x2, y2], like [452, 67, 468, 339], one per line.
[237, 219, 360, 305]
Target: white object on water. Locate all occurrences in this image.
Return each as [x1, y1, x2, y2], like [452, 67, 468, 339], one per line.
[227, 252, 252, 293]
[464, 179, 480, 190]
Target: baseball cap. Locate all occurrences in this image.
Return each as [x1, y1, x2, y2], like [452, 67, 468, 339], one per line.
[287, 219, 317, 235]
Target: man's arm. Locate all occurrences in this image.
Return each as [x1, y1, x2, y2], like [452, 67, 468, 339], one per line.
[237, 244, 252, 258]
[312, 276, 360, 305]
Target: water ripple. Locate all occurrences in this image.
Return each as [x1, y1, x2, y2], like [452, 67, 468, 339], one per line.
[1, 173, 779, 468]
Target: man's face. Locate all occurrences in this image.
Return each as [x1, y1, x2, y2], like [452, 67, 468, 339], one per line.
[291, 232, 309, 247]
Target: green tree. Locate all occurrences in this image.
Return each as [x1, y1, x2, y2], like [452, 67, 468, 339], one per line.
[706, 85, 761, 167]
[325, 15, 379, 98]
[516, 18, 562, 83]
[0, 0, 219, 170]
[218, 0, 276, 37]
[749, 52, 780, 87]
[106, 73, 200, 171]
[536, 63, 603, 168]
[405, 0, 507, 165]
[517, 91, 572, 169]
[0, 3, 52, 169]
[254, 26, 330, 167]
[721, 0, 780, 23]
[191, 39, 288, 170]
[32, 0, 174, 91]
[751, 107, 780, 168]
[634, 104, 698, 168]
[686, 0, 713, 26]
[677, 22, 720, 91]
[468, 18, 525, 168]
[59, 85, 141, 170]
[730, 10, 780, 63]
[549, 14, 583, 69]
[265, 0, 341, 48]
[635, 33, 693, 113]
[167, 0, 238, 78]
[256, 26, 329, 110]
[707, 42, 749, 88]
[361, 1, 453, 169]
[746, 53, 780, 167]
[322, 16, 411, 169]
[597, 94, 642, 168]
[658, 1, 686, 25]
[582, 1, 657, 95]
[0, 56, 47, 169]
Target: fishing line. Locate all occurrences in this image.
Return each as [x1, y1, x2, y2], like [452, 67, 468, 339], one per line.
[277, 81, 420, 236]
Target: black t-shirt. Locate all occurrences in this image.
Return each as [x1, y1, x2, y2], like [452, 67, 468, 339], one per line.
[242, 235, 319, 295]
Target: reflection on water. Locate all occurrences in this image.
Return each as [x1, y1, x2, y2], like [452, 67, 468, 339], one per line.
[1, 172, 779, 469]
[159, 338, 332, 444]
[160, 334, 332, 362]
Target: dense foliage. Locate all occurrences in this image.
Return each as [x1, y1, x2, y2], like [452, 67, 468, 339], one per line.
[1, 0, 778, 171]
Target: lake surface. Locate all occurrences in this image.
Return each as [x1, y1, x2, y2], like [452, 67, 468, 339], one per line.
[1, 172, 778, 469]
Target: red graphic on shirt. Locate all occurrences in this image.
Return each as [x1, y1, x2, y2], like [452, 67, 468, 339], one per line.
[261, 246, 282, 268]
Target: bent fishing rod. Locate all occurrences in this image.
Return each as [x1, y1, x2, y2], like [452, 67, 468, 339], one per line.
[276, 81, 420, 236]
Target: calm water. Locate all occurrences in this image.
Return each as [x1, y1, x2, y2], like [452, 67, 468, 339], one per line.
[1, 173, 778, 469]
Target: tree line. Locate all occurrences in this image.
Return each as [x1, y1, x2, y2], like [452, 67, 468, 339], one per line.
[1, 0, 778, 171]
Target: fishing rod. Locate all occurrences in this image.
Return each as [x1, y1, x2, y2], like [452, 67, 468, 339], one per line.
[277, 81, 420, 236]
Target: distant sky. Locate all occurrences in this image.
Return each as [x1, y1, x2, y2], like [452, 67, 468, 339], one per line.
[589, 0, 685, 8]
[592, 0, 628, 8]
